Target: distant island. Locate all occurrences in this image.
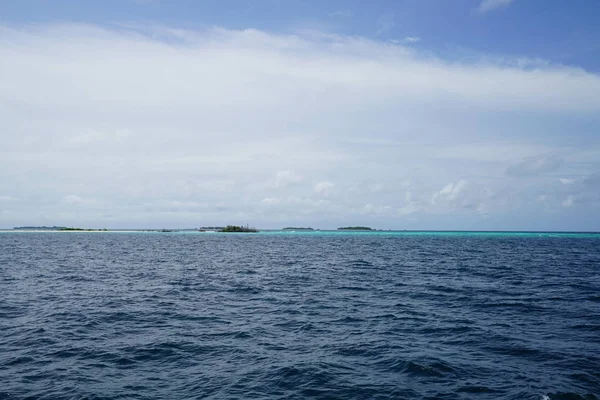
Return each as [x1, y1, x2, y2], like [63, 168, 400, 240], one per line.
[13, 226, 107, 231]
[14, 226, 67, 230]
[282, 227, 314, 231]
[337, 226, 373, 231]
[220, 225, 258, 233]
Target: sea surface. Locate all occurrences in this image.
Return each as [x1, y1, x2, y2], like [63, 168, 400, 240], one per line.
[1, 231, 599, 399]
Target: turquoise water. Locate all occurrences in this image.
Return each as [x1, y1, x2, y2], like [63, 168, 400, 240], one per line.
[258, 230, 600, 238]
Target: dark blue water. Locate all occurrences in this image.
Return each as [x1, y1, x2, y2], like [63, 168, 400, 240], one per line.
[1, 232, 599, 399]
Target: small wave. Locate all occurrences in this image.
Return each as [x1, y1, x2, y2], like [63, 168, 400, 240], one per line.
[5, 355, 35, 366]
[330, 316, 365, 323]
[240, 269, 258, 274]
[419, 325, 473, 335]
[227, 286, 262, 294]
[477, 301, 547, 312]
[347, 259, 373, 267]
[483, 343, 560, 361]
[544, 393, 599, 400]
[263, 364, 339, 390]
[337, 285, 368, 291]
[375, 358, 456, 378]
[456, 385, 496, 393]
[402, 361, 446, 377]
[333, 344, 377, 358]
[569, 324, 600, 332]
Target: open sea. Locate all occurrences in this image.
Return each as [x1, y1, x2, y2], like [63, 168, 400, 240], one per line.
[1, 231, 599, 400]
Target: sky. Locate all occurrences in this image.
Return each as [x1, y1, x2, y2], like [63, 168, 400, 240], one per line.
[0, 0, 599, 230]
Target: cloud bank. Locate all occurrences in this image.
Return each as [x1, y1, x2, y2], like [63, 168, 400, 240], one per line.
[477, 0, 515, 14]
[0, 23, 599, 230]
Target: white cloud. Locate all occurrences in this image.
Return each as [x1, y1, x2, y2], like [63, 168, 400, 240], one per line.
[167, 200, 207, 209]
[506, 155, 563, 177]
[397, 202, 421, 216]
[261, 197, 280, 205]
[371, 183, 385, 193]
[363, 203, 393, 215]
[63, 195, 84, 204]
[390, 37, 421, 45]
[66, 128, 133, 146]
[314, 181, 334, 195]
[274, 170, 302, 188]
[432, 180, 468, 204]
[0, 23, 599, 229]
[403, 36, 421, 43]
[477, 0, 515, 14]
[558, 178, 577, 185]
[62, 195, 100, 206]
[563, 195, 574, 208]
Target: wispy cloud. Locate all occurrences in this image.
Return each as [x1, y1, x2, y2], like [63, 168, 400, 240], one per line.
[505, 155, 564, 177]
[329, 10, 353, 18]
[477, 0, 515, 14]
[558, 178, 577, 185]
[403, 36, 421, 43]
[390, 36, 421, 45]
[374, 13, 395, 37]
[274, 170, 303, 188]
[314, 181, 335, 196]
[432, 180, 468, 204]
[62, 195, 99, 206]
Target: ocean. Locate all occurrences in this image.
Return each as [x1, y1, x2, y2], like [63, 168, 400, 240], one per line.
[1, 231, 599, 399]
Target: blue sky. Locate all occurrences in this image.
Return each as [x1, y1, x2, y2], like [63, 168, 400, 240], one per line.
[0, 0, 599, 230]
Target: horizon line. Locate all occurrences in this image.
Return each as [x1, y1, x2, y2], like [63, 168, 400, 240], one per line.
[2, 228, 599, 234]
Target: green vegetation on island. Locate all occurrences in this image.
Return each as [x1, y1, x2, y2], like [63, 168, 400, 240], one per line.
[337, 226, 373, 231]
[14, 226, 68, 230]
[220, 225, 258, 233]
[282, 227, 314, 231]
[198, 226, 225, 231]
